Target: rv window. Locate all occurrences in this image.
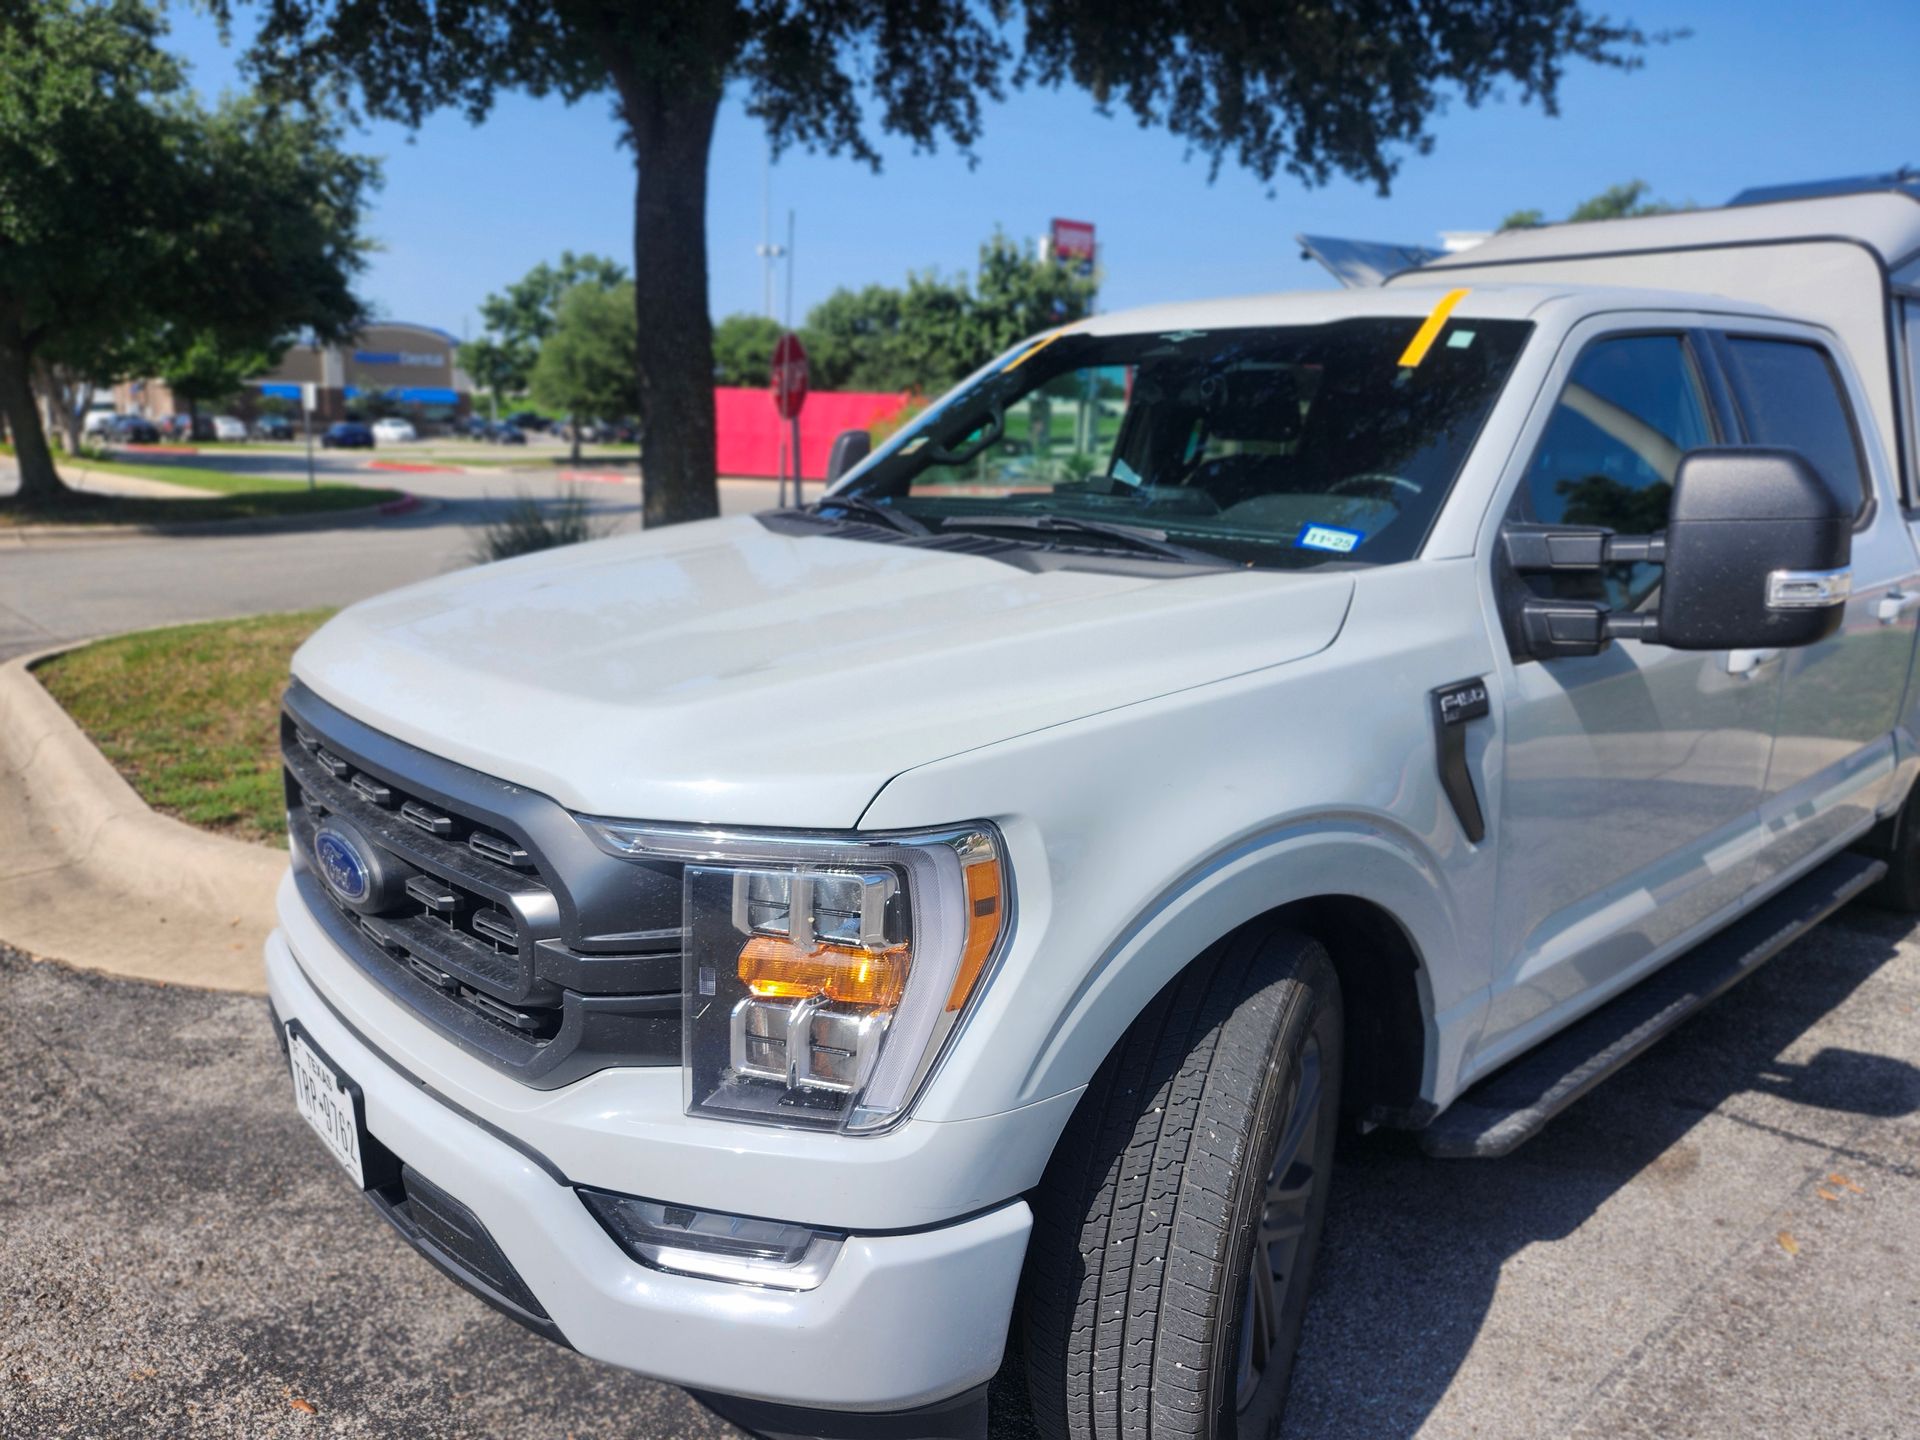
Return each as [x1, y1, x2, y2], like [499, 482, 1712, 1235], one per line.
[1721, 337, 1870, 517]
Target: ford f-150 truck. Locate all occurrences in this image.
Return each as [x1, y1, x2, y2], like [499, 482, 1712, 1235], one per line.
[267, 182, 1920, 1439]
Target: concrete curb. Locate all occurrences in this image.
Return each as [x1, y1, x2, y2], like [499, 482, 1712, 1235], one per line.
[0, 488, 428, 546]
[0, 642, 281, 993]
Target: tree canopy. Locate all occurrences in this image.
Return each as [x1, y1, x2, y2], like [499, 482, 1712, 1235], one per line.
[714, 231, 1099, 395]
[228, 0, 1659, 526]
[1501, 179, 1685, 231]
[530, 281, 639, 457]
[0, 1, 377, 507]
[458, 251, 628, 402]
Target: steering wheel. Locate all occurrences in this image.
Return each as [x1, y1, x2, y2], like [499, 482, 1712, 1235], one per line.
[926, 405, 1006, 465]
[1327, 472, 1420, 499]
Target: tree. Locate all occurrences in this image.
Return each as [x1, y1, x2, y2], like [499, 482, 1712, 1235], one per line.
[530, 283, 638, 463]
[234, 0, 1655, 527]
[804, 232, 1097, 393]
[459, 252, 628, 405]
[712, 313, 785, 388]
[0, 3, 377, 507]
[139, 331, 281, 427]
[1501, 178, 1683, 230]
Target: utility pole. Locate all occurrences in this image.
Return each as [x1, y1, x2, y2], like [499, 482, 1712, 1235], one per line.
[755, 147, 786, 319]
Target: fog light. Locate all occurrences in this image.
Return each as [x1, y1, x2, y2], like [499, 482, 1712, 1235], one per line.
[579, 1189, 843, 1290]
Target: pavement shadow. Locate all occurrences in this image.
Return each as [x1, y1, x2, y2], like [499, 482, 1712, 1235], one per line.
[1273, 900, 1918, 1439]
[983, 901, 1917, 1439]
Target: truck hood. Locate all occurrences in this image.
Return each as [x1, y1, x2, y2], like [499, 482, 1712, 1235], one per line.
[292, 515, 1354, 827]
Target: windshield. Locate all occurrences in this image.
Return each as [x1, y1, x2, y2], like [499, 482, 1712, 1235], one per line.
[830, 316, 1531, 569]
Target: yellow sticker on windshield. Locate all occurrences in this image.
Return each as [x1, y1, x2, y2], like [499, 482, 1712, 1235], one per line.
[1001, 330, 1067, 372]
[1397, 288, 1472, 368]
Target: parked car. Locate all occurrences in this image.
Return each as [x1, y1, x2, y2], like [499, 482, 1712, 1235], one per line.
[506, 409, 551, 433]
[371, 418, 418, 445]
[253, 415, 295, 441]
[105, 415, 160, 444]
[206, 415, 248, 442]
[452, 415, 491, 440]
[266, 183, 1920, 1440]
[485, 421, 527, 446]
[319, 421, 374, 450]
[81, 409, 120, 438]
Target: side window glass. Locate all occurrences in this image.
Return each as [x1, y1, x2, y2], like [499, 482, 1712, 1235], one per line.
[1520, 334, 1713, 609]
[1722, 337, 1868, 516]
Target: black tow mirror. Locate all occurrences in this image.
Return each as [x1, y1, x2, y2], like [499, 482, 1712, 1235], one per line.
[824, 428, 872, 485]
[1656, 449, 1851, 649]
[1504, 448, 1851, 660]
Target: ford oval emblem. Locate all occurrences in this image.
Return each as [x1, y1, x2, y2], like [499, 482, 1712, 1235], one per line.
[314, 826, 372, 905]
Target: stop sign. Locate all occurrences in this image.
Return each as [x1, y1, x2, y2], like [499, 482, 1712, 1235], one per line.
[771, 332, 809, 420]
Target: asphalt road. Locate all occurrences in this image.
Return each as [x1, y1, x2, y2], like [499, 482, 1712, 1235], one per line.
[4, 896, 1916, 1439]
[0, 452, 785, 662]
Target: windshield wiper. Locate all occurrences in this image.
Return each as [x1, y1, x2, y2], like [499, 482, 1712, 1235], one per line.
[808, 494, 931, 537]
[940, 512, 1229, 566]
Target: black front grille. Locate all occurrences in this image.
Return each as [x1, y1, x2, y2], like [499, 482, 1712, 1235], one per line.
[282, 681, 685, 1088]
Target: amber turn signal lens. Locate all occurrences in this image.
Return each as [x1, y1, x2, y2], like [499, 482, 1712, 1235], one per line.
[738, 934, 909, 1008]
[945, 855, 1004, 1011]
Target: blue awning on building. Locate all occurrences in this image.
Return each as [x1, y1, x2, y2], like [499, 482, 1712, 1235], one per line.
[387, 387, 460, 405]
[342, 386, 362, 399]
[257, 382, 302, 400]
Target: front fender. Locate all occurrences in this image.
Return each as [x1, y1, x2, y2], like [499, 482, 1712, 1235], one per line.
[1013, 816, 1466, 1110]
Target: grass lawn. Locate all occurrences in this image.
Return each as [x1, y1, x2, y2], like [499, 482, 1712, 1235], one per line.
[36, 612, 333, 847]
[0, 451, 400, 526]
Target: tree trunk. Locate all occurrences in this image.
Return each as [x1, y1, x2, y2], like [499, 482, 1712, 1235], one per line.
[570, 413, 582, 466]
[0, 324, 67, 507]
[612, 64, 722, 528]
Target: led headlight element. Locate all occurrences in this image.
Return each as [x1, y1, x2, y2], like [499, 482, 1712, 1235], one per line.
[581, 820, 1009, 1132]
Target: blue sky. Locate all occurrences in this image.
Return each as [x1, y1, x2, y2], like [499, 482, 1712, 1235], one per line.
[164, 1, 1919, 338]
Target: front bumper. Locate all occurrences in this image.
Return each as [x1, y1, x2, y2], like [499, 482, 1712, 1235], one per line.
[265, 917, 1034, 1413]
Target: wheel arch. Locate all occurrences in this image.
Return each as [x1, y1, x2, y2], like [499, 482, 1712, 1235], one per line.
[1013, 822, 1457, 1129]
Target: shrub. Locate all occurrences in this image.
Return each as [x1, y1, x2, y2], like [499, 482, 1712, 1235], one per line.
[469, 490, 605, 563]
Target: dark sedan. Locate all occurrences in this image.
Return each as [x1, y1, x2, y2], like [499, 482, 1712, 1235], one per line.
[107, 415, 161, 444]
[320, 421, 375, 450]
[485, 422, 528, 446]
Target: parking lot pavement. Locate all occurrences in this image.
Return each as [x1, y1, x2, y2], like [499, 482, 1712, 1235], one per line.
[0, 473, 785, 664]
[3, 900, 1916, 1438]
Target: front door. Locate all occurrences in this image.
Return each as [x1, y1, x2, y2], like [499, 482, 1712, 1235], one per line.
[1485, 328, 1779, 1057]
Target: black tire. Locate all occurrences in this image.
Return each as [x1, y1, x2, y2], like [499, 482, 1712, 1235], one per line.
[1023, 926, 1343, 1440]
[1865, 787, 1920, 912]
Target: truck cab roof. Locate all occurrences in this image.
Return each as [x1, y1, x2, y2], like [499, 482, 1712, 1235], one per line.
[1075, 281, 1799, 340]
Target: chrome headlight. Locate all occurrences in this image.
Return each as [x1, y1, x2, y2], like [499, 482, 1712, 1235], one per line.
[581, 820, 1009, 1133]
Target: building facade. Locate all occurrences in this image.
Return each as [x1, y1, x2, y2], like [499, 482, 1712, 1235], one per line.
[114, 322, 472, 430]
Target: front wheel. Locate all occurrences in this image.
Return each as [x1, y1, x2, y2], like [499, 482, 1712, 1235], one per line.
[1024, 927, 1343, 1440]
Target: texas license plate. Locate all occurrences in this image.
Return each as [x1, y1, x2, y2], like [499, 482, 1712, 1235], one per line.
[287, 1023, 368, 1188]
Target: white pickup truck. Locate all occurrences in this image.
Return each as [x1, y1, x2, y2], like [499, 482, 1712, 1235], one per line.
[268, 184, 1920, 1439]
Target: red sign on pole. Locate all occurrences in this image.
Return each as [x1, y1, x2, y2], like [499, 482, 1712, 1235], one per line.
[1050, 218, 1095, 262]
[771, 332, 810, 420]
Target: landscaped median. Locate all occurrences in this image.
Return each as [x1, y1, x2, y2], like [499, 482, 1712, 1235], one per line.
[0, 443, 405, 528]
[0, 613, 330, 992]
[35, 611, 331, 847]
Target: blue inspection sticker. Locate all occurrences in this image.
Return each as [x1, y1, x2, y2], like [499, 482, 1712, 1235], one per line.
[1297, 523, 1364, 554]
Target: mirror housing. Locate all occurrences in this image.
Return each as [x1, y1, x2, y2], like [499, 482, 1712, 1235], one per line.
[824, 429, 872, 485]
[1655, 448, 1851, 650]
[1503, 448, 1852, 661]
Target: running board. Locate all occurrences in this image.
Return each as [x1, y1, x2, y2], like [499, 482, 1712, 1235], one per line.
[1421, 851, 1886, 1159]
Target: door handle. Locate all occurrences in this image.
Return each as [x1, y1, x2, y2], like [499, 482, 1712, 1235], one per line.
[1878, 590, 1920, 625]
[1724, 648, 1781, 677]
